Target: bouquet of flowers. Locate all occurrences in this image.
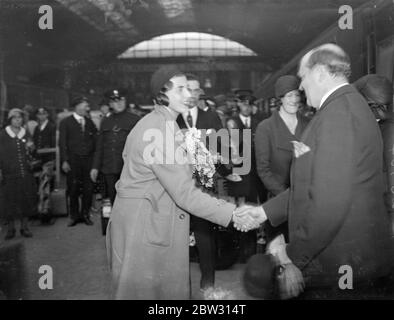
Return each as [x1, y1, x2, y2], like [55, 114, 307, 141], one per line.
[184, 127, 218, 189]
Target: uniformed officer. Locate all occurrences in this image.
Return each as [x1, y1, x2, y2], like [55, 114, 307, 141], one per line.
[90, 89, 140, 204]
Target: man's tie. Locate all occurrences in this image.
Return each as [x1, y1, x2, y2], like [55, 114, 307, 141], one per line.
[186, 111, 193, 128]
[79, 118, 85, 132]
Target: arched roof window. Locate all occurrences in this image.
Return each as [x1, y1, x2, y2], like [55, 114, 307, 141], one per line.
[118, 32, 257, 58]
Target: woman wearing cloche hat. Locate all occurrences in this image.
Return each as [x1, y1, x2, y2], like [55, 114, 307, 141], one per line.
[0, 108, 37, 239]
[255, 75, 310, 245]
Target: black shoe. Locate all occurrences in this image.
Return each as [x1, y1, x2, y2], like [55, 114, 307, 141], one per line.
[68, 219, 78, 227]
[20, 229, 33, 238]
[5, 228, 16, 240]
[83, 217, 93, 226]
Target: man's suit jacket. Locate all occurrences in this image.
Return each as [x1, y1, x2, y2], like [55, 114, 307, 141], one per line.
[59, 115, 97, 163]
[263, 85, 393, 287]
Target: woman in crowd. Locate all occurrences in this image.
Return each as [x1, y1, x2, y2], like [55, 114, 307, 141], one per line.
[254, 75, 309, 243]
[0, 108, 37, 239]
[354, 74, 394, 235]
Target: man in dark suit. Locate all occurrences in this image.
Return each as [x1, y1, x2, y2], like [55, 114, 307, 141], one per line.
[59, 96, 97, 227]
[176, 74, 223, 291]
[243, 43, 394, 299]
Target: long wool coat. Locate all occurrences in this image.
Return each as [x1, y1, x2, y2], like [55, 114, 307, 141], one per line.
[106, 105, 235, 300]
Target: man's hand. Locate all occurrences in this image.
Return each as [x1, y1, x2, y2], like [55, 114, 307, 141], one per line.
[277, 263, 305, 300]
[232, 204, 267, 232]
[62, 161, 71, 173]
[90, 168, 99, 182]
[266, 234, 292, 265]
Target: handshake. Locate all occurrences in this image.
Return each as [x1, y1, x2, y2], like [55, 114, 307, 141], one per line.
[231, 204, 267, 232]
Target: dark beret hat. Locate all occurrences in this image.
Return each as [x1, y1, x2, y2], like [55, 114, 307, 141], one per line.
[71, 95, 89, 108]
[243, 253, 277, 299]
[150, 65, 183, 95]
[353, 74, 393, 106]
[275, 75, 300, 98]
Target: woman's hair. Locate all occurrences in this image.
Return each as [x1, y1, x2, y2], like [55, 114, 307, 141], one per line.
[153, 73, 184, 107]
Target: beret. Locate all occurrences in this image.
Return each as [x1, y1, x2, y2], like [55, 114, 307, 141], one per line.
[275, 75, 300, 98]
[353, 74, 393, 106]
[150, 65, 182, 95]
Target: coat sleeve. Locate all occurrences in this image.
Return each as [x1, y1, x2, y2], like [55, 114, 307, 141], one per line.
[150, 134, 235, 228]
[286, 103, 355, 270]
[255, 122, 287, 195]
[59, 119, 68, 163]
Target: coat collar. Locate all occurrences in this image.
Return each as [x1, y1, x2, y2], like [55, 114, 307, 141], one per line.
[319, 84, 353, 112]
[5, 126, 26, 139]
[272, 110, 303, 151]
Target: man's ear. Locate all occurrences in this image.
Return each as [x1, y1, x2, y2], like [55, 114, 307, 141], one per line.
[315, 65, 328, 83]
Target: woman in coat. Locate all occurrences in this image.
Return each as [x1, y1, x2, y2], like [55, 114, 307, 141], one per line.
[106, 66, 253, 300]
[254, 75, 309, 242]
[0, 108, 37, 239]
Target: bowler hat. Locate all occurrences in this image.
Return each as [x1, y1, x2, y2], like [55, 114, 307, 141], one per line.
[243, 253, 277, 299]
[150, 65, 182, 95]
[275, 75, 300, 98]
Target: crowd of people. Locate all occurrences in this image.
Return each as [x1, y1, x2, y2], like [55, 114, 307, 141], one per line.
[0, 41, 393, 300]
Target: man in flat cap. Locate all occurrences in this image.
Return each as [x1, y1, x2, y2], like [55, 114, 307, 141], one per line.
[59, 96, 97, 227]
[90, 89, 140, 206]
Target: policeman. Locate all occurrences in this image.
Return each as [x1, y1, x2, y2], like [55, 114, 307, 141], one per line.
[90, 89, 140, 204]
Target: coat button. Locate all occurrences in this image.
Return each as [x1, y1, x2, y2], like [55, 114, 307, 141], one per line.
[179, 213, 185, 220]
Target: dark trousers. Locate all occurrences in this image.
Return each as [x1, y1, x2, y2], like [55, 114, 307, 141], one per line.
[67, 155, 93, 220]
[104, 173, 120, 205]
[191, 215, 216, 289]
